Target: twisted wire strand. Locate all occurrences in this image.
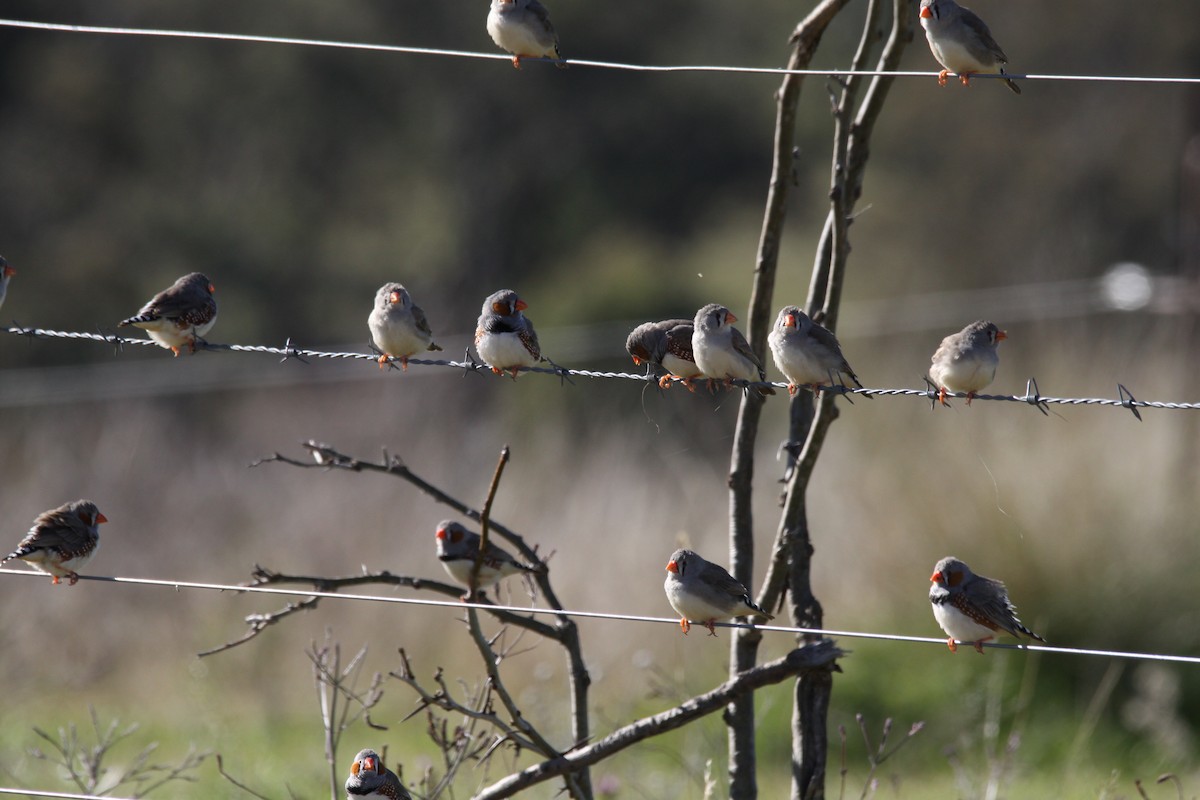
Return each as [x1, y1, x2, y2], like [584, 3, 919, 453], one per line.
[0, 790, 138, 799]
[2, 567, 1197, 665]
[4, 325, 1196, 413]
[1, 18, 1199, 85]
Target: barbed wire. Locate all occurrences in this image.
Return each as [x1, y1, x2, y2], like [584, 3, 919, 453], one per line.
[3, 324, 1196, 415]
[2, 18, 1199, 86]
[2, 567, 1197, 665]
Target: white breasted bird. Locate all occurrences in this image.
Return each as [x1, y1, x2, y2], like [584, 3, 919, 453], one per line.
[664, 548, 773, 636]
[929, 319, 1006, 406]
[768, 305, 863, 396]
[344, 748, 411, 799]
[625, 318, 703, 390]
[691, 303, 774, 396]
[118, 272, 217, 356]
[474, 289, 543, 378]
[919, 0, 1021, 94]
[2, 500, 107, 585]
[435, 520, 540, 591]
[929, 556, 1045, 654]
[368, 282, 442, 371]
[487, 0, 566, 70]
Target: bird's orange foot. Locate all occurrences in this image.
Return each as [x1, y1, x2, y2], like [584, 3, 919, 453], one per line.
[67, 572, 79, 586]
[679, 618, 691, 635]
[787, 384, 799, 397]
[490, 367, 504, 376]
[508, 367, 521, 379]
[946, 637, 958, 653]
[959, 73, 974, 87]
[377, 355, 390, 370]
[171, 346, 182, 357]
[965, 391, 976, 406]
[51, 575, 62, 585]
[681, 378, 698, 393]
[511, 55, 522, 69]
[704, 620, 719, 637]
[937, 69, 951, 87]
[972, 636, 993, 654]
[658, 375, 674, 390]
[401, 357, 410, 372]
[937, 387, 950, 406]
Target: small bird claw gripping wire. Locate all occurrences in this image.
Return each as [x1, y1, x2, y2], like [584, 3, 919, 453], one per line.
[1020, 377, 1050, 416]
[279, 337, 309, 364]
[367, 340, 400, 371]
[1118, 383, 1143, 421]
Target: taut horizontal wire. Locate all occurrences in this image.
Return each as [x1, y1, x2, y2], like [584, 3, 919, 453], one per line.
[1, 18, 1199, 85]
[0, 790, 137, 800]
[2, 567, 1197, 665]
[4, 324, 1197, 413]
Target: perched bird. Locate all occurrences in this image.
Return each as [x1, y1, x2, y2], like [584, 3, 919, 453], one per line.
[475, 289, 543, 378]
[919, 0, 1021, 94]
[625, 319, 703, 390]
[435, 520, 540, 590]
[368, 282, 442, 371]
[768, 306, 863, 396]
[664, 548, 773, 636]
[691, 304, 775, 396]
[0, 256, 16, 310]
[2, 500, 107, 586]
[929, 320, 1006, 406]
[487, 0, 566, 70]
[929, 556, 1046, 654]
[345, 748, 411, 800]
[118, 272, 217, 356]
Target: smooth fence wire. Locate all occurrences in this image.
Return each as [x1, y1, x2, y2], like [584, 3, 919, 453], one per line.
[2, 18, 1200, 86]
[2, 567, 1198, 665]
[0, 790, 138, 800]
[3, 325, 1198, 414]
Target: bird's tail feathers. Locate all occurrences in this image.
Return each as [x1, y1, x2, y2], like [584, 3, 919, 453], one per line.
[118, 313, 157, 327]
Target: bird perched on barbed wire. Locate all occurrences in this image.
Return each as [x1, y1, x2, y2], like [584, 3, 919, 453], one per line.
[691, 304, 775, 396]
[625, 318, 703, 390]
[664, 548, 773, 636]
[118, 272, 217, 356]
[487, 0, 566, 69]
[368, 282, 442, 371]
[919, 0, 1021, 94]
[929, 319, 1006, 406]
[345, 748, 411, 800]
[2, 500, 107, 586]
[475, 289, 544, 378]
[435, 520, 540, 592]
[929, 556, 1045, 654]
[768, 305, 863, 397]
[0, 256, 16, 311]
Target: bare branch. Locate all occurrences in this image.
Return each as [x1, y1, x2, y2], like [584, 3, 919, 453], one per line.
[470, 445, 512, 601]
[473, 643, 843, 800]
[216, 753, 276, 800]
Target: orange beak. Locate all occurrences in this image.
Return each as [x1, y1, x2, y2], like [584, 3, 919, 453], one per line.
[363, 756, 377, 773]
[784, 313, 797, 329]
[435, 528, 447, 540]
[389, 291, 403, 305]
[666, 559, 678, 573]
[996, 330, 1008, 341]
[631, 356, 643, 366]
[930, 571, 941, 583]
[515, 299, 528, 311]
[726, 311, 738, 324]
[919, 5, 932, 18]
[96, 512, 108, 524]
[2, 265, 15, 278]
[208, 283, 215, 293]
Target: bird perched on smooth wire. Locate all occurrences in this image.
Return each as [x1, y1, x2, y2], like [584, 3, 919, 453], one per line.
[664, 548, 774, 636]
[928, 319, 1006, 406]
[929, 556, 1045, 654]
[344, 748, 412, 800]
[368, 282, 442, 371]
[768, 305, 863, 397]
[625, 318, 703, 390]
[118, 272, 217, 356]
[435, 520, 540, 593]
[2, 500, 107, 586]
[0, 256, 16, 310]
[919, 0, 1021, 94]
[475, 289, 544, 378]
[487, 0, 566, 69]
[691, 303, 775, 396]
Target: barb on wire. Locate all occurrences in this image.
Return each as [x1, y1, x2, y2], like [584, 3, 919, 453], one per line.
[5, 324, 1198, 413]
[1, 18, 1200, 86]
[3, 566, 1200, 665]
